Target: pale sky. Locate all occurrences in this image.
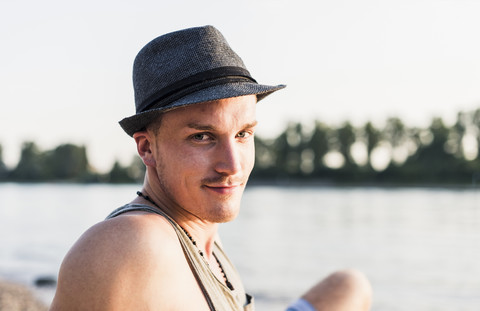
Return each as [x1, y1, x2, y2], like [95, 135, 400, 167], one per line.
[1, 0, 480, 172]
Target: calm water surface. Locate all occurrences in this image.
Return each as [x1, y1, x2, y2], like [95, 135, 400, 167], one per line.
[0, 183, 479, 310]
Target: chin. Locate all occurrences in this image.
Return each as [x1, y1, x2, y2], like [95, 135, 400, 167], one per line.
[206, 203, 241, 223]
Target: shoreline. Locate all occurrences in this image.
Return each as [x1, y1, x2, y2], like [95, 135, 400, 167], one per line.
[1, 180, 479, 189]
[0, 279, 49, 311]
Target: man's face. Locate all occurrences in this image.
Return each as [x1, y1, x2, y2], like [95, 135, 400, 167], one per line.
[150, 95, 257, 224]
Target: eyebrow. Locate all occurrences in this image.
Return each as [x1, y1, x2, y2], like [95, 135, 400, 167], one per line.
[187, 120, 258, 131]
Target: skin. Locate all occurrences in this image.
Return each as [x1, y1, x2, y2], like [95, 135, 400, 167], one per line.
[49, 95, 257, 311]
[301, 270, 372, 311]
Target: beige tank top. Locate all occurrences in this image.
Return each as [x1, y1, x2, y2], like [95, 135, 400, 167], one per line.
[106, 204, 255, 311]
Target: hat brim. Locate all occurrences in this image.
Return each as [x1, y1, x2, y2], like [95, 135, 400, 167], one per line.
[119, 81, 285, 136]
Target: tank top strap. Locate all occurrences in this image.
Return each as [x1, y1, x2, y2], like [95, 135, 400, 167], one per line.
[106, 203, 173, 223]
[106, 203, 217, 310]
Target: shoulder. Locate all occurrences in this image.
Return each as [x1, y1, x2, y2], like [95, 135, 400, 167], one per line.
[50, 212, 186, 310]
[66, 212, 182, 269]
[82, 211, 179, 256]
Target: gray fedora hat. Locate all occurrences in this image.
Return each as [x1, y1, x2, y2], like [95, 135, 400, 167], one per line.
[119, 25, 286, 136]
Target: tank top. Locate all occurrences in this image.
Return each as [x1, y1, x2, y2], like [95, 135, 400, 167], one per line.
[106, 204, 255, 311]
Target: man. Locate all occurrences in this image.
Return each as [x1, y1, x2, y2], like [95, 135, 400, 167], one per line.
[50, 25, 371, 310]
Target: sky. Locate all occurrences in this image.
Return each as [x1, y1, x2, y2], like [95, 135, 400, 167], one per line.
[1, 0, 480, 172]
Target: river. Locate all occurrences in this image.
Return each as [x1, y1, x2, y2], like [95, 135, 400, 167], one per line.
[0, 183, 479, 310]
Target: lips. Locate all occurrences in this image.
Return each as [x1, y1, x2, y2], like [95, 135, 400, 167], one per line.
[203, 183, 243, 195]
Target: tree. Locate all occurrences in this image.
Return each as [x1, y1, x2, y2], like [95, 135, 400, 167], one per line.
[107, 161, 133, 183]
[106, 157, 145, 184]
[127, 156, 146, 183]
[43, 144, 91, 181]
[11, 142, 45, 181]
[254, 136, 276, 169]
[0, 144, 8, 180]
[308, 121, 330, 170]
[384, 117, 409, 165]
[362, 122, 381, 169]
[272, 122, 304, 176]
[402, 117, 466, 183]
[470, 109, 480, 161]
[336, 122, 356, 168]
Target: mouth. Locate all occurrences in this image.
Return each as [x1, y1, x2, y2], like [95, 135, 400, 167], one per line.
[203, 183, 243, 195]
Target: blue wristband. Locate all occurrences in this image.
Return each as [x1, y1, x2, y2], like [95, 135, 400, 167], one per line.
[286, 298, 316, 311]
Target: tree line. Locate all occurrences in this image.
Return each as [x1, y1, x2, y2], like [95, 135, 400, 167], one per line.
[1, 107, 480, 185]
[0, 142, 145, 184]
[252, 107, 480, 185]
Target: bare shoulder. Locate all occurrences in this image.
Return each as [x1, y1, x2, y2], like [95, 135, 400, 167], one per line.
[50, 212, 190, 310]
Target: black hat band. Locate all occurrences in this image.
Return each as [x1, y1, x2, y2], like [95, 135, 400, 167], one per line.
[138, 66, 257, 113]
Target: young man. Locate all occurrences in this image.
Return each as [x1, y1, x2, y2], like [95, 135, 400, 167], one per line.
[50, 25, 371, 311]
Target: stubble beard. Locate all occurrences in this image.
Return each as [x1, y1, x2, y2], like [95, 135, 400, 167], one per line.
[155, 163, 245, 224]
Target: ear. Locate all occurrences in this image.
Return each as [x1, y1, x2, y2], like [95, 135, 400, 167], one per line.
[133, 131, 156, 167]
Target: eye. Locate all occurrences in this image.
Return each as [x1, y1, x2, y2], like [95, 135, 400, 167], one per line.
[191, 133, 212, 142]
[237, 131, 253, 139]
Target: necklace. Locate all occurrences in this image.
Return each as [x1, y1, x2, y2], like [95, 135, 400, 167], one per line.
[136, 191, 234, 290]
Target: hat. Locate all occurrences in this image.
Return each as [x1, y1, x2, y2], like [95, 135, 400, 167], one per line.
[119, 25, 286, 136]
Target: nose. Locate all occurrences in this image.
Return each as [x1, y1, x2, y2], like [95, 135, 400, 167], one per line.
[214, 139, 242, 176]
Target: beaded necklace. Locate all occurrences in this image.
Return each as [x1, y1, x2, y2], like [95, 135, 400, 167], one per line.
[136, 191, 234, 290]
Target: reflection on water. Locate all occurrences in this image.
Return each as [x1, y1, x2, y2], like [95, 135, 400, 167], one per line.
[0, 184, 479, 310]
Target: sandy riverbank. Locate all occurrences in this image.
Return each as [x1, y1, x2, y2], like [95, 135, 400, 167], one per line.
[0, 280, 48, 311]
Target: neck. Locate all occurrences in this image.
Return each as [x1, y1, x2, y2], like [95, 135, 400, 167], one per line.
[135, 185, 219, 260]
[181, 220, 219, 256]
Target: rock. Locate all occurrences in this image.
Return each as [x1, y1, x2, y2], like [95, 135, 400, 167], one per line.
[0, 280, 48, 311]
[34, 277, 56, 288]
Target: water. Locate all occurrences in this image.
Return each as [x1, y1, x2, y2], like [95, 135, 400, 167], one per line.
[0, 183, 479, 310]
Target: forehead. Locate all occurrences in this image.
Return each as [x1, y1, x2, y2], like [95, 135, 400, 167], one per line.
[159, 95, 257, 130]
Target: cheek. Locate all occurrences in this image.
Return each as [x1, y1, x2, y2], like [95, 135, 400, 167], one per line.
[246, 142, 256, 172]
[163, 147, 209, 176]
